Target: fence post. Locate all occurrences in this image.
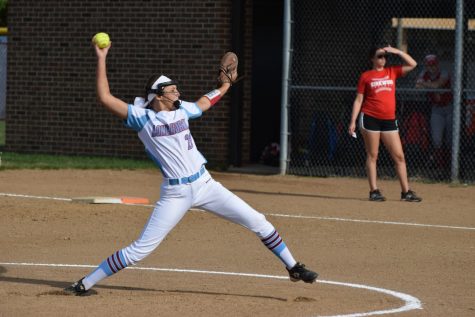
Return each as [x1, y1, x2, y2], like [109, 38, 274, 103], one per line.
[451, 0, 464, 183]
[280, 0, 292, 175]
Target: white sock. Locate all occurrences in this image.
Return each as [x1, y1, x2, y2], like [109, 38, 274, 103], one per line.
[82, 266, 108, 290]
[279, 247, 297, 269]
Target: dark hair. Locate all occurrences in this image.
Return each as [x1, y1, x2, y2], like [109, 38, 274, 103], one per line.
[141, 74, 160, 109]
[368, 46, 385, 60]
[144, 74, 161, 98]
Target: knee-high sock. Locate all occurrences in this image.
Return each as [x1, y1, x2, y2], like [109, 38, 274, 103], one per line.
[261, 230, 297, 269]
[82, 250, 128, 290]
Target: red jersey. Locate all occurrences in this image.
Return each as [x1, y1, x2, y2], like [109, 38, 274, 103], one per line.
[357, 66, 403, 120]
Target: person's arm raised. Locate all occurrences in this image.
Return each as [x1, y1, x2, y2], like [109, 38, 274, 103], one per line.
[384, 46, 417, 75]
[196, 83, 231, 112]
[196, 52, 238, 112]
[94, 44, 128, 119]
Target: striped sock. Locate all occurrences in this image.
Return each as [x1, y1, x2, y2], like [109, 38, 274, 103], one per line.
[261, 230, 296, 269]
[82, 250, 129, 290]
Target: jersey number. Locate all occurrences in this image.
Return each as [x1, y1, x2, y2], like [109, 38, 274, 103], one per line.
[184, 133, 194, 150]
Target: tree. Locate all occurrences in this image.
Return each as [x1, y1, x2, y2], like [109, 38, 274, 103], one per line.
[0, 0, 7, 27]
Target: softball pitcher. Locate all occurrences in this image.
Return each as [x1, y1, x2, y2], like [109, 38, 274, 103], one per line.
[64, 40, 318, 295]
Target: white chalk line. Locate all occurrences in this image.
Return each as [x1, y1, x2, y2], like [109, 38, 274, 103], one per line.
[264, 213, 475, 231]
[0, 261, 422, 317]
[0, 192, 72, 201]
[2, 192, 474, 231]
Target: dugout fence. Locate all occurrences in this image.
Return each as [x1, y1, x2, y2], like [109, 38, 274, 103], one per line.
[281, 0, 475, 183]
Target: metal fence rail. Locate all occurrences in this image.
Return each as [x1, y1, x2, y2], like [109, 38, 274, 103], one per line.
[282, 0, 475, 183]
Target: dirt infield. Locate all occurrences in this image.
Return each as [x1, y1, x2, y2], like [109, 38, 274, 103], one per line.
[0, 169, 474, 317]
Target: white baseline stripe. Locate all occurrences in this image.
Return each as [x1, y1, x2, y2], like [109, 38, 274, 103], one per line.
[0, 192, 72, 201]
[2, 192, 474, 231]
[264, 213, 475, 231]
[0, 262, 422, 317]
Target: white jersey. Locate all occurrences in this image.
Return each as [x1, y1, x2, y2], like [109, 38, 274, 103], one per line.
[125, 101, 207, 179]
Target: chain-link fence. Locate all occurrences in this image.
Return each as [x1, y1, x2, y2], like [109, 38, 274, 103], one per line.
[285, 0, 475, 183]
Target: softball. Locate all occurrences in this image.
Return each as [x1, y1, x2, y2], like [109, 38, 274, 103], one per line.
[92, 32, 110, 49]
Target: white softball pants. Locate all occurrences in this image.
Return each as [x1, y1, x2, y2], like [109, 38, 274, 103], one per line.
[122, 170, 275, 265]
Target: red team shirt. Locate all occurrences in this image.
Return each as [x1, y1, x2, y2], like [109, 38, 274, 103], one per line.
[357, 66, 403, 120]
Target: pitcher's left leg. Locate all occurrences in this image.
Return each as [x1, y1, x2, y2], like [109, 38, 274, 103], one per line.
[195, 178, 318, 283]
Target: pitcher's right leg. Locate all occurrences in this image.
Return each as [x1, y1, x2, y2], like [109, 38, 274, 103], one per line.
[65, 185, 192, 295]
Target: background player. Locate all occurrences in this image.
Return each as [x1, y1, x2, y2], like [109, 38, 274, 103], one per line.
[348, 45, 422, 202]
[65, 40, 318, 295]
[415, 54, 453, 174]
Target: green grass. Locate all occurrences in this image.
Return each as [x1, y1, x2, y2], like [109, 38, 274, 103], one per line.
[0, 152, 156, 170]
[0, 122, 155, 169]
[0, 120, 4, 145]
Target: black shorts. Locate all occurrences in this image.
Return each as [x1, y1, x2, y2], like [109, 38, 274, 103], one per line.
[358, 113, 398, 132]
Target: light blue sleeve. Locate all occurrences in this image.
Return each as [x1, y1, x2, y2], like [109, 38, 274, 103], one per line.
[179, 101, 202, 120]
[124, 104, 150, 132]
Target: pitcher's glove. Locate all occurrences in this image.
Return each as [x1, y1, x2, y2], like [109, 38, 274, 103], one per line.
[217, 52, 239, 85]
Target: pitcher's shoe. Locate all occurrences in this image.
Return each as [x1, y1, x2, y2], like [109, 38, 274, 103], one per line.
[64, 278, 89, 296]
[287, 262, 318, 283]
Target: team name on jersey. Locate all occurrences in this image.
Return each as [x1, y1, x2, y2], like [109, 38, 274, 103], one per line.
[370, 76, 394, 93]
[152, 119, 189, 137]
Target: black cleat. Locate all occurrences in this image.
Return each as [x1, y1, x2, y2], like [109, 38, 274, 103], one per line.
[369, 189, 386, 202]
[401, 190, 422, 202]
[287, 262, 318, 283]
[64, 278, 89, 296]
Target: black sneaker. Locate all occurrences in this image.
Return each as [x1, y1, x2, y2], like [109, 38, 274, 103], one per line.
[401, 190, 422, 202]
[369, 189, 386, 202]
[287, 262, 318, 283]
[64, 278, 89, 296]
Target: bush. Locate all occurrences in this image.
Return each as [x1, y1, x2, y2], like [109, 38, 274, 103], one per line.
[0, 0, 7, 27]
